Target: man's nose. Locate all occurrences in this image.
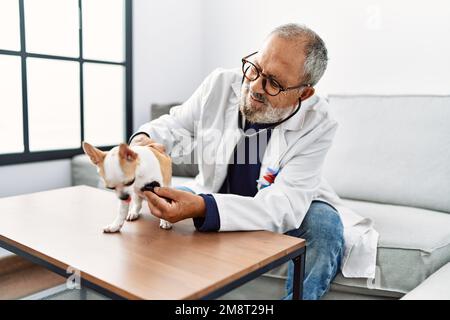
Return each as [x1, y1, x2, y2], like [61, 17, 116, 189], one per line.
[249, 75, 265, 95]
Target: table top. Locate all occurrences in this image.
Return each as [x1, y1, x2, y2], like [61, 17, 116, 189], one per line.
[0, 186, 305, 299]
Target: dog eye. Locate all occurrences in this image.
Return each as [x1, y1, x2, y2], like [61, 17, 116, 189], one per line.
[124, 178, 135, 186]
[106, 186, 115, 190]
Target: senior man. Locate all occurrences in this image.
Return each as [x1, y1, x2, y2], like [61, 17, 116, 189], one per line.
[130, 23, 378, 300]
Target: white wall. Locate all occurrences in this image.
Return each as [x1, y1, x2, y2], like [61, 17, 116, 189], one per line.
[0, 159, 72, 198]
[132, 0, 204, 131]
[201, 0, 450, 95]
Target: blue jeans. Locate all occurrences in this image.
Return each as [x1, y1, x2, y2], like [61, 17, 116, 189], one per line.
[283, 201, 344, 300]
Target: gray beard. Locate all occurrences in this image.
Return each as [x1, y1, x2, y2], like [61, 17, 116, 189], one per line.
[239, 85, 296, 124]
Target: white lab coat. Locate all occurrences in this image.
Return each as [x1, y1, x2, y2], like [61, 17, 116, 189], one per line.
[134, 68, 379, 279]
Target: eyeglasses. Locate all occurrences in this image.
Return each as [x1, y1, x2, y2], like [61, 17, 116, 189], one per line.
[241, 51, 310, 97]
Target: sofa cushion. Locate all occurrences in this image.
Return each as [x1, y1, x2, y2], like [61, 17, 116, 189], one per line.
[334, 199, 450, 294]
[266, 199, 450, 295]
[323, 95, 450, 213]
[71, 154, 103, 188]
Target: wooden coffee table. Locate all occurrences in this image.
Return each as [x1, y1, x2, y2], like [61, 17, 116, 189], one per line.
[0, 186, 306, 300]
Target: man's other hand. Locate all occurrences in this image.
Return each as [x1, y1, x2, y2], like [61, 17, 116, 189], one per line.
[130, 133, 166, 154]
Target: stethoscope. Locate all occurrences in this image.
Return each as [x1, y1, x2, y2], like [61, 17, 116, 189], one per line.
[238, 75, 303, 138]
[238, 98, 302, 138]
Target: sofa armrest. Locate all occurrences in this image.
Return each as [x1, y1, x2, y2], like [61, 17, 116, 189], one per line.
[401, 263, 450, 300]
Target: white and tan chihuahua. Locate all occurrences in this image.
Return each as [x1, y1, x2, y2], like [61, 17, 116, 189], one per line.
[82, 141, 173, 233]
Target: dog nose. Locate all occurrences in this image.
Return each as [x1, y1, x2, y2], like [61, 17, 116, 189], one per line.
[119, 192, 130, 201]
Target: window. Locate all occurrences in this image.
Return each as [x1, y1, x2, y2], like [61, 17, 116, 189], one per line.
[0, 0, 132, 165]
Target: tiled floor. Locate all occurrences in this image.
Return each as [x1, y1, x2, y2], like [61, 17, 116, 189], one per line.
[30, 275, 284, 300]
[25, 274, 396, 300]
[43, 288, 108, 300]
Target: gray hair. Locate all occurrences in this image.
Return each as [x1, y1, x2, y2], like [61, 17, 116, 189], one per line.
[270, 23, 328, 86]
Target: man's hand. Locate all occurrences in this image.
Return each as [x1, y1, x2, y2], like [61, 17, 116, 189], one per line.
[129, 133, 166, 154]
[144, 187, 206, 223]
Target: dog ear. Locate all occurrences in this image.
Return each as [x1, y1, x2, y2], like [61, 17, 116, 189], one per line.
[119, 143, 137, 162]
[82, 141, 106, 166]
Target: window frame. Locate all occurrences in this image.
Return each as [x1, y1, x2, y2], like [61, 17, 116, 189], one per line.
[0, 0, 133, 166]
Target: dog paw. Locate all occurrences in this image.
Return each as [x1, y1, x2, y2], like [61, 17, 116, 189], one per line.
[103, 224, 122, 233]
[126, 212, 140, 221]
[159, 220, 172, 230]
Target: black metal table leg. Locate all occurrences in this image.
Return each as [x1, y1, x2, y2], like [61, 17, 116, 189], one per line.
[292, 248, 306, 300]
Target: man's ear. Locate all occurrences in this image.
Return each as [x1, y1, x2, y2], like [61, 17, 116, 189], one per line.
[299, 86, 315, 102]
[119, 143, 138, 162]
[82, 141, 106, 166]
